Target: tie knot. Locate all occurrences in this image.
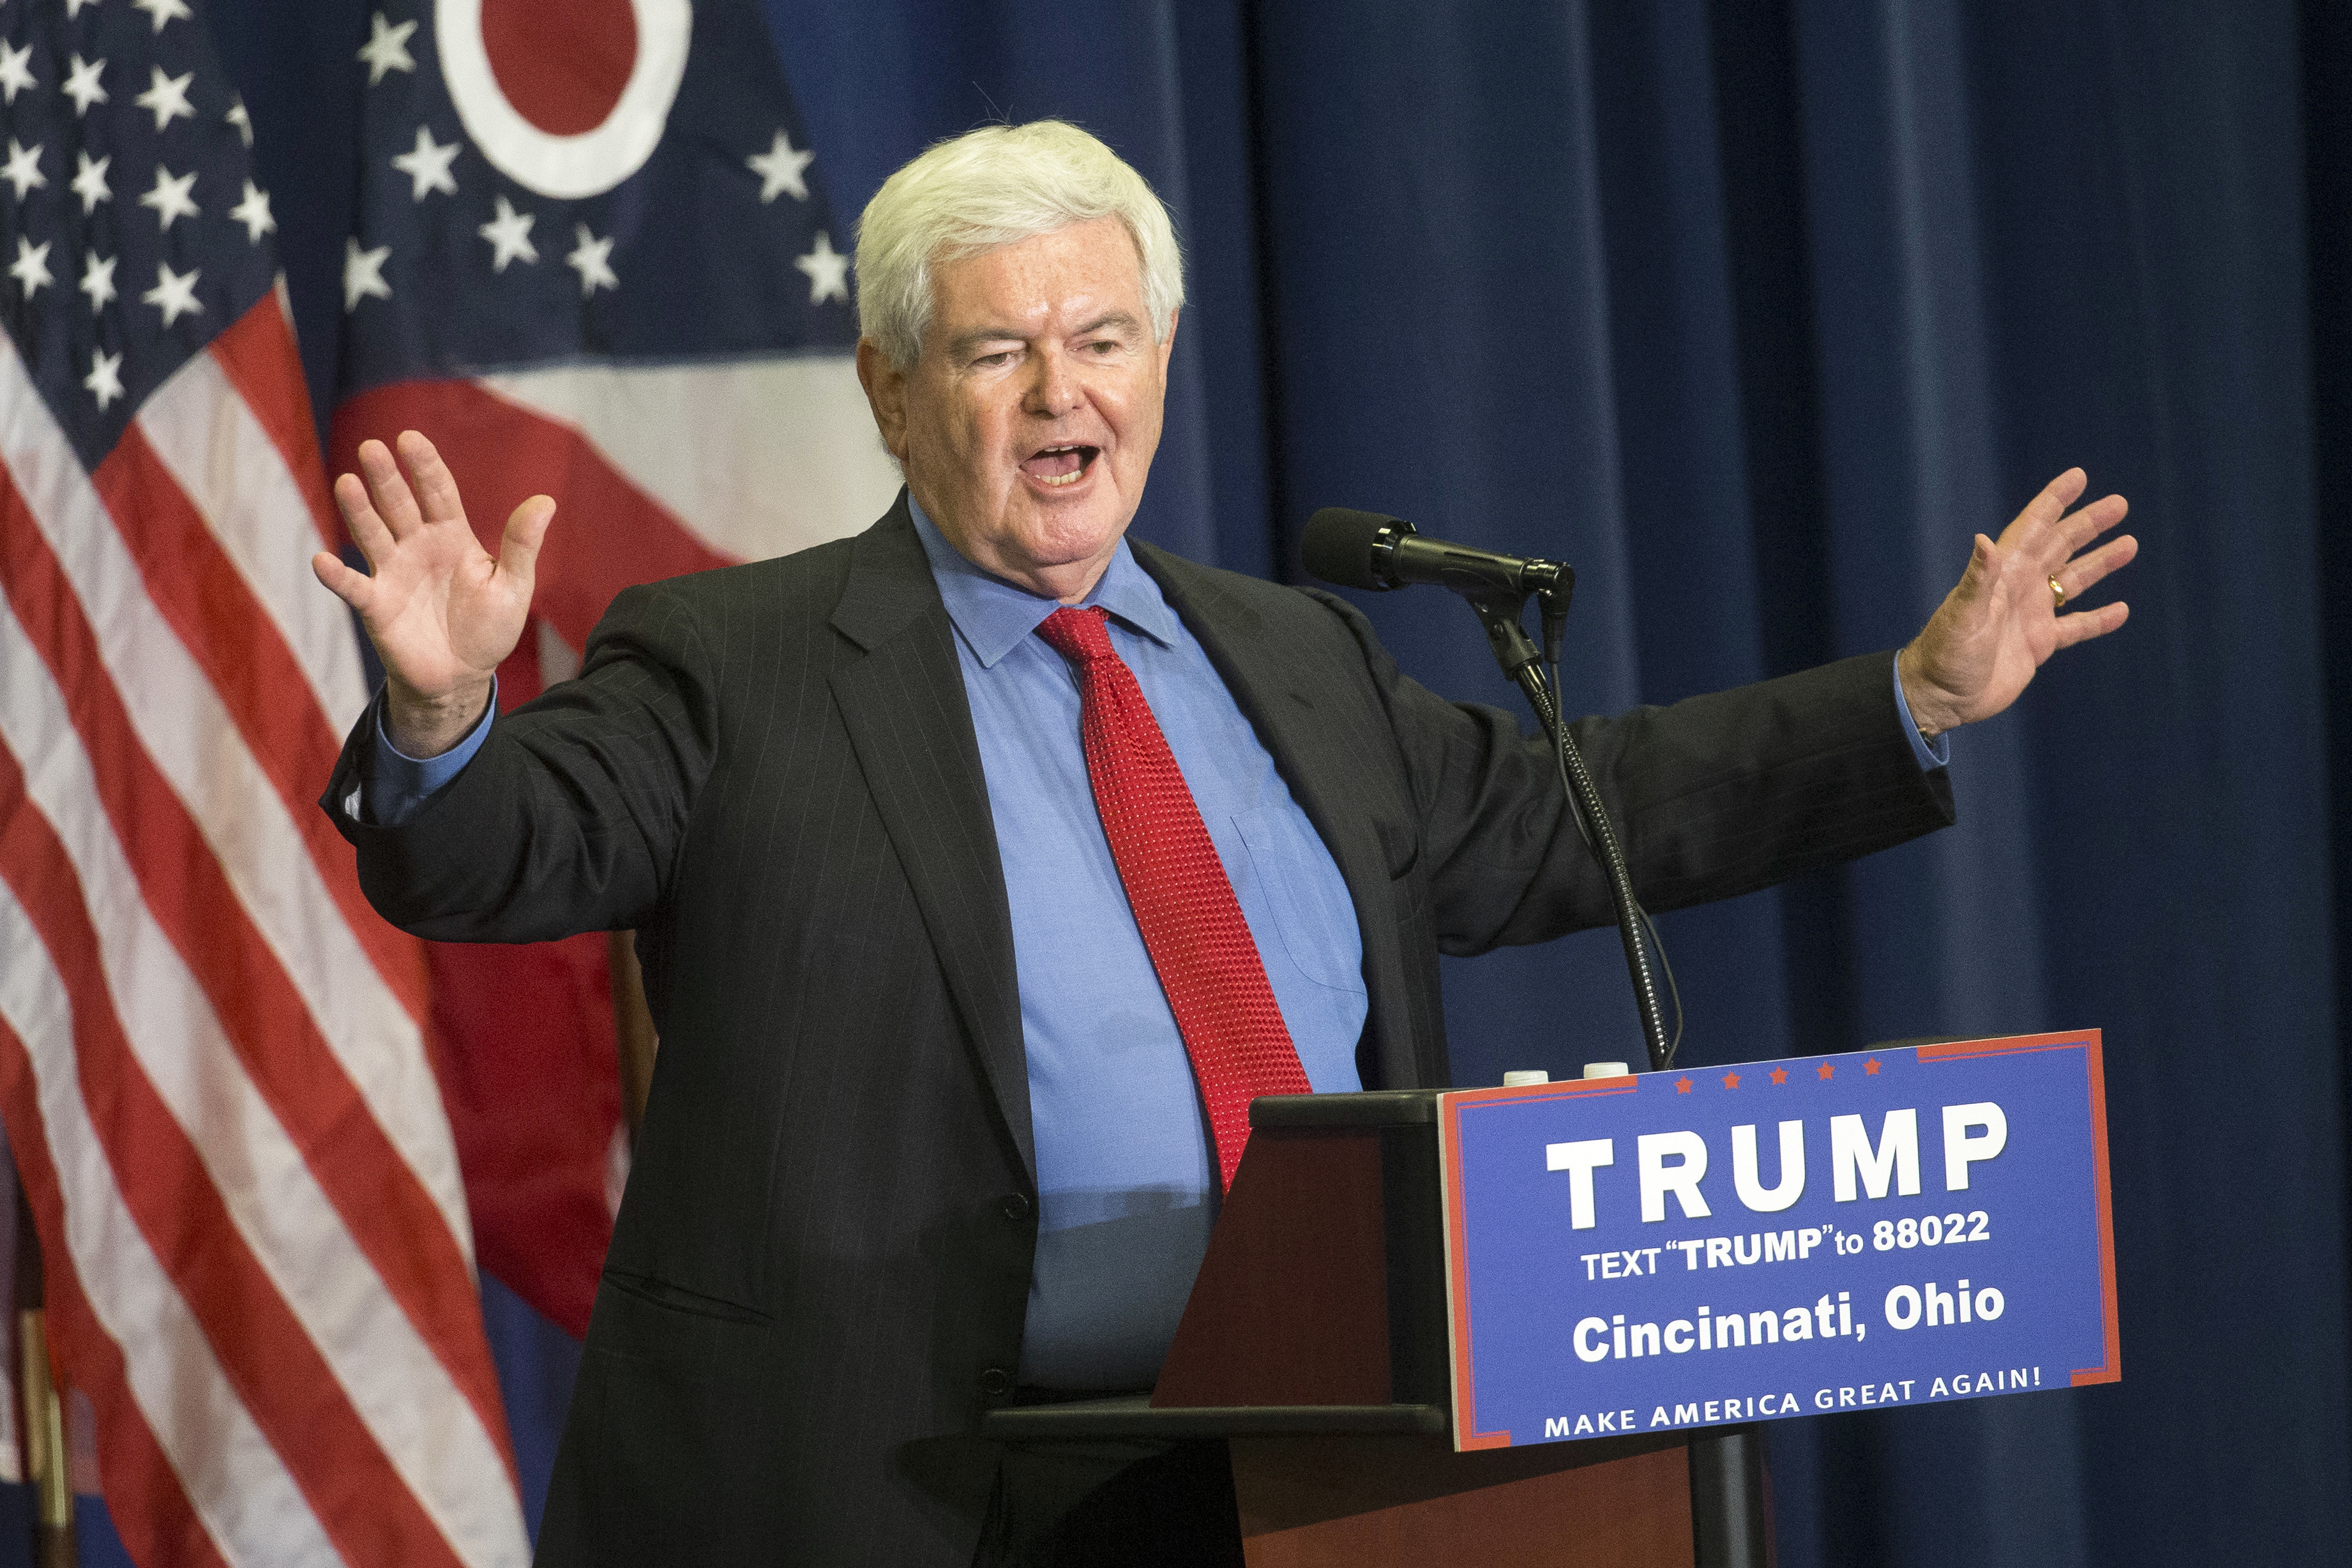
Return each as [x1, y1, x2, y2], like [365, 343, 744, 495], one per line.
[1036, 605, 1114, 665]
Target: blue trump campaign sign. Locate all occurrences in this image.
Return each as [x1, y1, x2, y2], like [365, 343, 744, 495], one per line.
[1437, 1032, 2119, 1450]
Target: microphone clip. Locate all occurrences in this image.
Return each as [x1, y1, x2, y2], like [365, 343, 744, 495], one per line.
[1465, 579, 1574, 684]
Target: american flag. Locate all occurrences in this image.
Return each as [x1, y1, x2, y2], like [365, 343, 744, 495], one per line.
[0, 1, 527, 1564]
[331, 0, 896, 1338]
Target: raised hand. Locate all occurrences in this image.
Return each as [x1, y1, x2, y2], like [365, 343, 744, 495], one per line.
[1897, 468, 2136, 738]
[311, 430, 554, 757]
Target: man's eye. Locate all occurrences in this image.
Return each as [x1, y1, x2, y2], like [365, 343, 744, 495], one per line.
[972, 350, 1016, 368]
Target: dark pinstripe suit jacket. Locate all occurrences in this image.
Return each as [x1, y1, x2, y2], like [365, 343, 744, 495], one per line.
[324, 494, 1952, 1565]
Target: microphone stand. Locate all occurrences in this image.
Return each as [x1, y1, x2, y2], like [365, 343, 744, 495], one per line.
[1461, 584, 1673, 1073]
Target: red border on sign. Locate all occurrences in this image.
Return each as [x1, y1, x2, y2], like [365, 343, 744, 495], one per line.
[1916, 1030, 2120, 1386]
[1440, 1075, 1637, 1449]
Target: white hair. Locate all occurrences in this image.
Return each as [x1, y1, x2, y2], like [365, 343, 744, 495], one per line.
[854, 120, 1185, 371]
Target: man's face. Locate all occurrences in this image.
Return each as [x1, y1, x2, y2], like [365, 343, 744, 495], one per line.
[858, 216, 1177, 603]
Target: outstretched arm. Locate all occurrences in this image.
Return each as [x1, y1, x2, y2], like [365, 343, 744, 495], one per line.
[1897, 467, 2136, 739]
[310, 430, 554, 757]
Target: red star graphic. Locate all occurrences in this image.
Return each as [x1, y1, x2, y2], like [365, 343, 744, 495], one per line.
[1864, 1059, 1881, 1075]
[1769, 1067, 1788, 1085]
[1722, 1073, 1741, 1089]
[1674, 1075, 1694, 1094]
[1816, 1061, 1835, 1080]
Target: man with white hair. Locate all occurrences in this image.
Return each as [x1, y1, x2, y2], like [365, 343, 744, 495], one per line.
[317, 121, 2132, 1565]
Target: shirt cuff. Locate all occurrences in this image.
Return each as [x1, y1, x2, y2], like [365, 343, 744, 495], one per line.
[1892, 657, 1949, 771]
[367, 680, 497, 826]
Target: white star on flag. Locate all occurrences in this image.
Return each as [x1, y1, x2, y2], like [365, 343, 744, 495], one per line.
[226, 96, 253, 146]
[345, 236, 393, 310]
[0, 40, 34, 106]
[83, 347, 126, 410]
[71, 150, 112, 213]
[795, 230, 849, 303]
[391, 125, 460, 201]
[230, 179, 276, 243]
[478, 195, 538, 271]
[482, 195, 545, 271]
[132, 0, 196, 32]
[359, 13, 419, 86]
[63, 53, 108, 116]
[79, 250, 117, 312]
[8, 236, 53, 299]
[566, 223, 617, 296]
[139, 163, 200, 229]
[134, 64, 197, 132]
[66, 0, 104, 17]
[142, 259, 204, 326]
[1, 139, 46, 200]
[748, 129, 815, 203]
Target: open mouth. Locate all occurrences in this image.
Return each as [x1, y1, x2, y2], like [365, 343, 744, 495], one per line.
[1021, 445, 1099, 488]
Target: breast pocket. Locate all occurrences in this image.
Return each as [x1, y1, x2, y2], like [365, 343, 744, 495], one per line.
[1232, 806, 1367, 997]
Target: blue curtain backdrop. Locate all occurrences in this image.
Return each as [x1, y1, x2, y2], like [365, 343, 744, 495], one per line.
[19, 3, 2344, 1565]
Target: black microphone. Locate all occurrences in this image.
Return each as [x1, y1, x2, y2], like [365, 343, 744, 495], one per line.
[1301, 508, 1571, 603]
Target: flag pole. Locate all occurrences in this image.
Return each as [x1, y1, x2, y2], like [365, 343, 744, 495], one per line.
[13, 1182, 74, 1567]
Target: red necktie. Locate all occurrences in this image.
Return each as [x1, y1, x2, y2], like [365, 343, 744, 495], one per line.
[1036, 607, 1312, 1190]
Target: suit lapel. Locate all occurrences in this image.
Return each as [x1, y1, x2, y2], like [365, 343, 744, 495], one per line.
[829, 499, 1035, 1183]
[1133, 545, 1421, 1087]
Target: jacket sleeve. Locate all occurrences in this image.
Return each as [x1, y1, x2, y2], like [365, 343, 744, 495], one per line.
[318, 580, 719, 944]
[1313, 591, 1956, 956]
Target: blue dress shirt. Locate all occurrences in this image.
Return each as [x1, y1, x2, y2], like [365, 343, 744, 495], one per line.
[1898, 667, 1950, 771]
[905, 497, 1367, 1387]
[365, 501, 1947, 1389]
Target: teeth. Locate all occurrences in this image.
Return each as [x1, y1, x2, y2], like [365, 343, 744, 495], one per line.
[1031, 446, 1089, 486]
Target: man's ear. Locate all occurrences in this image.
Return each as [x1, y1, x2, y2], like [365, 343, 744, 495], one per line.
[856, 338, 908, 460]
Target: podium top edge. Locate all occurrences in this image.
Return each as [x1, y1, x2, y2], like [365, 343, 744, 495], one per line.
[1251, 1090, 1444, 1128]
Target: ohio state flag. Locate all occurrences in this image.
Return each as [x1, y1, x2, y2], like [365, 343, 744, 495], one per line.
[332, 0, 897, 1334]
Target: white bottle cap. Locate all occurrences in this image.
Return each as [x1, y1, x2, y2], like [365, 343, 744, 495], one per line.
[1583, 1061, 1631, 1080]
[1502, 1070, 1549, 1087]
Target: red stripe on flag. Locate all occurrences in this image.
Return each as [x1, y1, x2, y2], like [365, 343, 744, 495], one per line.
[333, 379, 736, 651]
[0, 1018, 233, 1568]
[0, 467, 515, 1484]
[0, 748, 469, 1568]
[209, 294, 341, 549]
[89, 425, 435, 1030]
[428, 933, 621, 1338]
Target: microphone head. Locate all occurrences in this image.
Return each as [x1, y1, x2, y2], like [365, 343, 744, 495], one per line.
[1301, 508, 1409, 591]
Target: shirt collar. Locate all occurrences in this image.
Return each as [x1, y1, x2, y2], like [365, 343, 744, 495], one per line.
[906, 490, 1181, 668]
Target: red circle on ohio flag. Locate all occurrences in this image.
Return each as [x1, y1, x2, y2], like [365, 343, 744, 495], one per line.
[480, 0, 638, 136]
[439, 0, 689, 199]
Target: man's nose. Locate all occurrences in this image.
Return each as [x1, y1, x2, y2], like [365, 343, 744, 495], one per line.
[1022, 347, 1082, 417]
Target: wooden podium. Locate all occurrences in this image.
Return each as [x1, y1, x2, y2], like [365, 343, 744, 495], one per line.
[983, 1091, 1772, 1567]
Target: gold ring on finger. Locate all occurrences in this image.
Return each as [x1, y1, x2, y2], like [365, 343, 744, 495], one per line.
[2049, 574, 2067, 610]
